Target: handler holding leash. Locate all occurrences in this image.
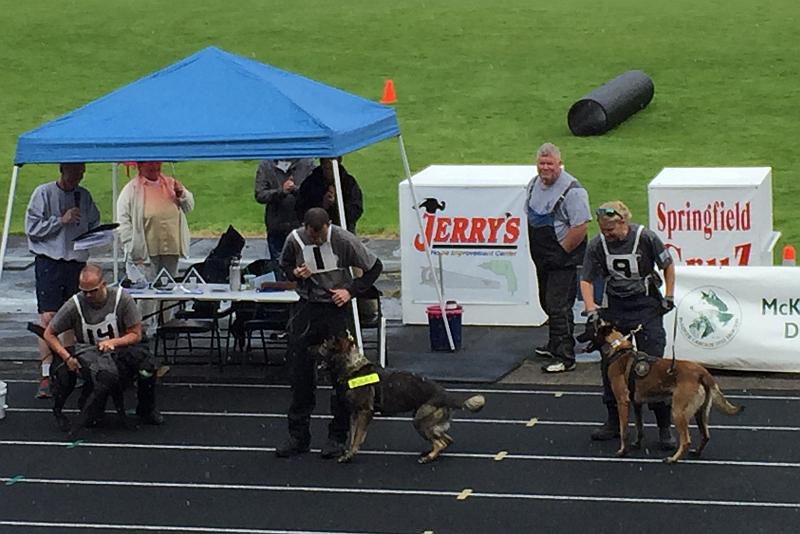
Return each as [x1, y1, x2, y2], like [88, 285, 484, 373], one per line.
[579, 201, 676, 448]
[42, 264, 163, 427]
[276, 207, 383, 459]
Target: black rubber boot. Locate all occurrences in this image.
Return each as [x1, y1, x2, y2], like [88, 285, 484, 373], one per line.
[652, 403, 676, 450]
[591, 404, 620, 441]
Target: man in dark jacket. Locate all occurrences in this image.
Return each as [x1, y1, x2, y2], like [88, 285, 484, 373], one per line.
[295, 157, 363, 234]
[254, 159, 315, 260]
[275, 208, 382, 459]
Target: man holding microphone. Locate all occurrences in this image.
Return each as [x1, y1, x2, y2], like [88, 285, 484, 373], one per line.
[25, 162, 100, 398]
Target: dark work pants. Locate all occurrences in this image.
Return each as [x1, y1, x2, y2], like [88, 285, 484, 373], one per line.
[535, 266, 578, 363]
[600, 293, 671, 428]
[286, 299, 352, 445]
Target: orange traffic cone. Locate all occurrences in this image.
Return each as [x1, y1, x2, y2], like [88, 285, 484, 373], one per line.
[782, 245, 796, 266]
[380, 79, 397, 104]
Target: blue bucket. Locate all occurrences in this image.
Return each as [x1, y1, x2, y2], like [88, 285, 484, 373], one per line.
[426, 302, 463, 352]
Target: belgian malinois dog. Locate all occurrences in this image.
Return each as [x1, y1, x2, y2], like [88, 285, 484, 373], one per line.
[581, 320, 743, 463]
[317, 334, 486, 464]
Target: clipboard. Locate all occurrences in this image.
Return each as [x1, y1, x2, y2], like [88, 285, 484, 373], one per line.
[73, 222, 119, 242]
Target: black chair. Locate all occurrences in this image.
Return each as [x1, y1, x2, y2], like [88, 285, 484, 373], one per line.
[357, 285, 385, 364]
[228, 259, 291, 367]
[153, 262, 230, 369]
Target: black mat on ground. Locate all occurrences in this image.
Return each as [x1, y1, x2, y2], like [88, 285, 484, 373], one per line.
[385, 324, 547, 383]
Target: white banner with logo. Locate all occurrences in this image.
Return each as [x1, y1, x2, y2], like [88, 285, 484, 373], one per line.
[665, 266, 800, 372]
[399, 165, 546, 326]
[648, 167, 780, 266]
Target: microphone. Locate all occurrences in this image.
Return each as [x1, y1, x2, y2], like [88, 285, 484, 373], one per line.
[73, 191, 81, 225]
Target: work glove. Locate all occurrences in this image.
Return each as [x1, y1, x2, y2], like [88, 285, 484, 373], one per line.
[660, 296, 675, 315]
[576, 310, 599, 343]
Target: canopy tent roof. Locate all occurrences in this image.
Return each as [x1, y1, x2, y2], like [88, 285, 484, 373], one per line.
[14, 46, 400, 164]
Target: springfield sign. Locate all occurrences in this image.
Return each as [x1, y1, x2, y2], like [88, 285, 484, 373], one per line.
[399, 165, 546, 326]
[666, 266, 800, 372]
[648, 168, 779, 266]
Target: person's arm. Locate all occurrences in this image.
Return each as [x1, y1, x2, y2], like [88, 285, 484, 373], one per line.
[663, 262, 675, 298]
[561, 223, 588, 253]
[86, 191, 100, 230]
[97, 323, 142, 353]
[351, 257, 382, 296]
[279, 237, 300, 281]
[43, 305, 80, 371]
[580, 279, 597, 312]
[25, 188, 66, 239]
[254, 162, 283, 205]
[116, 184, 134, 253]
[175, 181, 195, 214]
[345, 173, 364, 229]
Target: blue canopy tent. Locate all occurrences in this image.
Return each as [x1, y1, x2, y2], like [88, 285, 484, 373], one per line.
[1, 46, 456, 350]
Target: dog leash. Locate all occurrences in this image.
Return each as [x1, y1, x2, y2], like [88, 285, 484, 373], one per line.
[668, 302, 678, 375]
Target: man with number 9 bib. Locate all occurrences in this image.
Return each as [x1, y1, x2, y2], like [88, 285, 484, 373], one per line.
[579, 201, 676, 448]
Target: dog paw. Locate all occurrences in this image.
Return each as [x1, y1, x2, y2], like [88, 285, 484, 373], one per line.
[663, 456, 678, 464]
[688, 449, 701, 457]
[615, 448, 629, 457]
[337, 454, 353, 464]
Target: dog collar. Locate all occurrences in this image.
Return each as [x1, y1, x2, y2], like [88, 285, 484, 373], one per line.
[348, 373, 380, 389]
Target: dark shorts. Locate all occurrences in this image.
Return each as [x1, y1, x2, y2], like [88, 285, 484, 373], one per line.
[35, 256, 85, 313]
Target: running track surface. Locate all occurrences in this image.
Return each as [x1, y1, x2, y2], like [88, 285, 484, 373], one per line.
[1, 379, 799, 534]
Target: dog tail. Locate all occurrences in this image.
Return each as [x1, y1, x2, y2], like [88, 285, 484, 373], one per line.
[461, 394, 486, 413]
[707, 379, 743, 415]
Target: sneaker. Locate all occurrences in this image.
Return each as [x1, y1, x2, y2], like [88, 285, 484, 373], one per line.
[320, 438, 346, 459]
[534, 345, 555, 358]
[658, 427, 677, 450]
[590, 422, 620, 441]
[542, 360, 576, 373]
[139, 410, 165, 425]
[275, 438, 310, 458]
[36, 377, 52, 399]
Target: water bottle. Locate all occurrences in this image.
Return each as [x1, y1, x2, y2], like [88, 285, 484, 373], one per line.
[229, 258, 242, 291]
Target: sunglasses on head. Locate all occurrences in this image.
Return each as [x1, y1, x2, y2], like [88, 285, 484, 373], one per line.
[595, 207, 623, 219]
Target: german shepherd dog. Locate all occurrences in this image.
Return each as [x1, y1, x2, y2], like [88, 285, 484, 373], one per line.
[581, 320, 743, 463]
[28, 323, 154, 439]
[317, 334, 486, 464]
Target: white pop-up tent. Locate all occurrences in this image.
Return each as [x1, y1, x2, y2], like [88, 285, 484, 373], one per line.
[1, 46, 458, 351]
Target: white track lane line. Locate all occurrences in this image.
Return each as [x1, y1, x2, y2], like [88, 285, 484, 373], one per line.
[8, 407, 800, 432]
[0, 521, 387, 534]
[2, 477, 799, 509]
[2, 440, 800, 468]
[4, 379, 798, 401]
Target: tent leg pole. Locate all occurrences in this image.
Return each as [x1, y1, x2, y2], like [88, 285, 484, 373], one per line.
[397, 136, 454, 350]
[330, 159, 364, 353]
[0, 165, 21, 282]
[111, 163, 119, 282]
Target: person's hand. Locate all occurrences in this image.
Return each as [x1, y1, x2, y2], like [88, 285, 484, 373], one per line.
[173, 181, 185, 199]
[586, 309, 600, 329]
[322, 186, 336, 209]
[60, 207, 81, 225]
[65, 355, 81, 372]
[329, 288, 352, 307]
[98, 339, 116, 352]
[660, 296, 675, 315]
[293, 264, 312, 279]
[282, 178, 295, 193]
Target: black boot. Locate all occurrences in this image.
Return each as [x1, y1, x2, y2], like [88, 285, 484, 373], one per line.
[591, 404, 620, 441]
[651, 403, 676, 450]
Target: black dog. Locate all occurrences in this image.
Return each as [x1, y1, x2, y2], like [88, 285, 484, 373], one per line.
[28, 323, 156, 438]
[317, 334, 485, 463]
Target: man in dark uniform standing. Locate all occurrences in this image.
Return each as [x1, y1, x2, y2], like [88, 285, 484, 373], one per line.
[525, 143, 591, 373]
[275, 208, 383, 459]
[579, 200, 677, 448]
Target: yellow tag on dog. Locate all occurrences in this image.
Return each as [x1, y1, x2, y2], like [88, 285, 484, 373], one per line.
[348, 373, 380, 389]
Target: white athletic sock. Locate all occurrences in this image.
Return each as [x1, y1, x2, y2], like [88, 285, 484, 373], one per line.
[41, 363, 51, 377]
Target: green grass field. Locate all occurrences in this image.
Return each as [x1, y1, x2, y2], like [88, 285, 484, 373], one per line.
[1, 0, 799, 253]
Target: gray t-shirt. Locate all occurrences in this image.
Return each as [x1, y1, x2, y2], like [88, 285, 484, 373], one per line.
[582, 223, 673, 298]
[49, 287, 141, 343]
[525, 170, 592, 241]
[280, 225, 378, 302]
